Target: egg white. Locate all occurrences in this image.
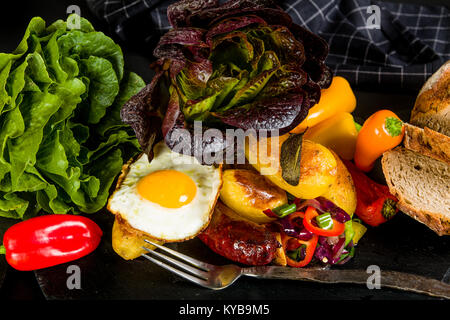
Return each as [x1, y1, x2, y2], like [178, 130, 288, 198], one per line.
[107, 141, 222, 242]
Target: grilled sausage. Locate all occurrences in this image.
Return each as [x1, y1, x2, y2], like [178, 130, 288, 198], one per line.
[198, 202, 280, 265]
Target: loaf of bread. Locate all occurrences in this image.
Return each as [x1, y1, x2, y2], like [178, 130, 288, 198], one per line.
[382, 147, 450, 236]
[381, 60, 450, 236]
[410, 60, 449, 136]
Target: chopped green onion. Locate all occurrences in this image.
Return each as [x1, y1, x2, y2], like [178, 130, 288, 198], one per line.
[337, 246, 355, 264]
[273, 203, 297, 218]
[287, 245, 306, 262]
[316, 212, 334, 230]
[344, 220, 355, 246]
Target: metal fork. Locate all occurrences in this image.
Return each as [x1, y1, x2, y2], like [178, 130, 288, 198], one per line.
[141, 239, 242, 290]
[141, 239, 450, 298]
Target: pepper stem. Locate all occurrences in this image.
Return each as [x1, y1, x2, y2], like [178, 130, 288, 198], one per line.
[0, 245, 5, 255]
[382, 198, 397, 220]
[385, 117, 403, 137]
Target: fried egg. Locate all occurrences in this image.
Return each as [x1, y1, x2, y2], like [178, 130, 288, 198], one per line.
[107, 141, 222, 242]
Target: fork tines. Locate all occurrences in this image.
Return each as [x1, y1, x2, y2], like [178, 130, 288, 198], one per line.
[141, 239, 213, 288]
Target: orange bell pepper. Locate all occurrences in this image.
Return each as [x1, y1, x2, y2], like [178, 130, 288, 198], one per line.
[354, 109, 404, 172]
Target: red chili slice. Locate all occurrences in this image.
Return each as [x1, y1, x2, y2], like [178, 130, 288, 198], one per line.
[281, 231, 318, 268]
[303, 206, 345, 237]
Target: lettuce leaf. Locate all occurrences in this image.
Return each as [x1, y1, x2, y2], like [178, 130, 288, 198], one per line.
[122, 0, 332, 164]
[0, 15, 144, 219]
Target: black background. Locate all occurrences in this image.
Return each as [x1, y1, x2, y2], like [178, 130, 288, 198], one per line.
[0, 0, 449, 303]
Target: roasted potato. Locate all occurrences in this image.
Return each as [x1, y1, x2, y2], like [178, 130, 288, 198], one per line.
[321, 150, 357, 216]
[246, 135, 338, 199]
[112, 214, 163, 260]
[220, 169, 287, 223]
[272, 232, 287, 266]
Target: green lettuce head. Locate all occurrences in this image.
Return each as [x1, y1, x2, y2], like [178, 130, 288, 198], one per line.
[0, 15, 144, 218]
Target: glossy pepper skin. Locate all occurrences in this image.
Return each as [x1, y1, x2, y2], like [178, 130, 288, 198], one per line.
[281, 231, 318, 268]
[3, 214, 102, 271]
[354, 109, 404, 172]
[303, 206, 346, 237]
[343, 160, 398, 227]
[290, 76, 356, 134]
[303, 112, 358, 160]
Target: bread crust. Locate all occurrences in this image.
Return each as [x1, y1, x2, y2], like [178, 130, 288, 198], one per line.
[395, 201, 450, 236]
[403, 123, 450, 164]
[410, 60, 450, 136]
[382, 147, 450, 236]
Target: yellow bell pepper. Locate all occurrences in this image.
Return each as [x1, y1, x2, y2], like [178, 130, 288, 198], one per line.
[352, 221, 367, 245]
[290, 76, 356, 134]
[303, 112, 358, 160]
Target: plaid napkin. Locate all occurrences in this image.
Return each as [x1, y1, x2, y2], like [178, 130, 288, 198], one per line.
[86, 0, 450, 92]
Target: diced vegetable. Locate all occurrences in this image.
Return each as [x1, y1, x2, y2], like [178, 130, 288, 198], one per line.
[273, 212, 315, 241]
[281, 231, 318, 268]
[272, 203, 297, 218]
[315, 236, 352, 265]
[336, 244, 355, 265]
[352, 221, 367, 245]
[303, 206, 345, 237]
[344, 220, 355, 246]
[295, 197, 351, 224]
[316, 212, 334, 230]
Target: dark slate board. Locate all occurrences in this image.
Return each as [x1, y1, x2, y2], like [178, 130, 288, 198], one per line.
[33, 205, 450, 300]
[0, 218, 18, 290]
[33, 90, 450, 300]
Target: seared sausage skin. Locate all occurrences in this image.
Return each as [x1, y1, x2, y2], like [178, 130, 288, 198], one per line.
[198, 203, 280, 265]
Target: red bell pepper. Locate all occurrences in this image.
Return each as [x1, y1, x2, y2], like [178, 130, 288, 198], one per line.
[303, 206, 346, 237]
[1, 214, 102, 271]
[343, 160, 398, 227]
[281, 230, 318, 268]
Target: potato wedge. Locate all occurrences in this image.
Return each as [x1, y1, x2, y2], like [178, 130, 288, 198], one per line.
[246, 135, 338, 199]
[272, 232, 287, 266]
[321, 150, 357, 216]
[220, 169, 287, 223]
[112, 214, 163, 260]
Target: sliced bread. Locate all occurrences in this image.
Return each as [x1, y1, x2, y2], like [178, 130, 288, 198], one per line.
[381, 147, 450, 236]
[403, 123, 450, 164]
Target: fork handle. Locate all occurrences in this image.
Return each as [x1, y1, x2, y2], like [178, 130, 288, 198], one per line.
[242, 266, 450, 299]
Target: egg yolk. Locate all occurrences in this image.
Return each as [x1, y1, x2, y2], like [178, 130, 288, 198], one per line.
[137, 170, 197, 208]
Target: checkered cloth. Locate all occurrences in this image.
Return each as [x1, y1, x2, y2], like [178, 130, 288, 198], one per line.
[86, 0, 450, 92]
